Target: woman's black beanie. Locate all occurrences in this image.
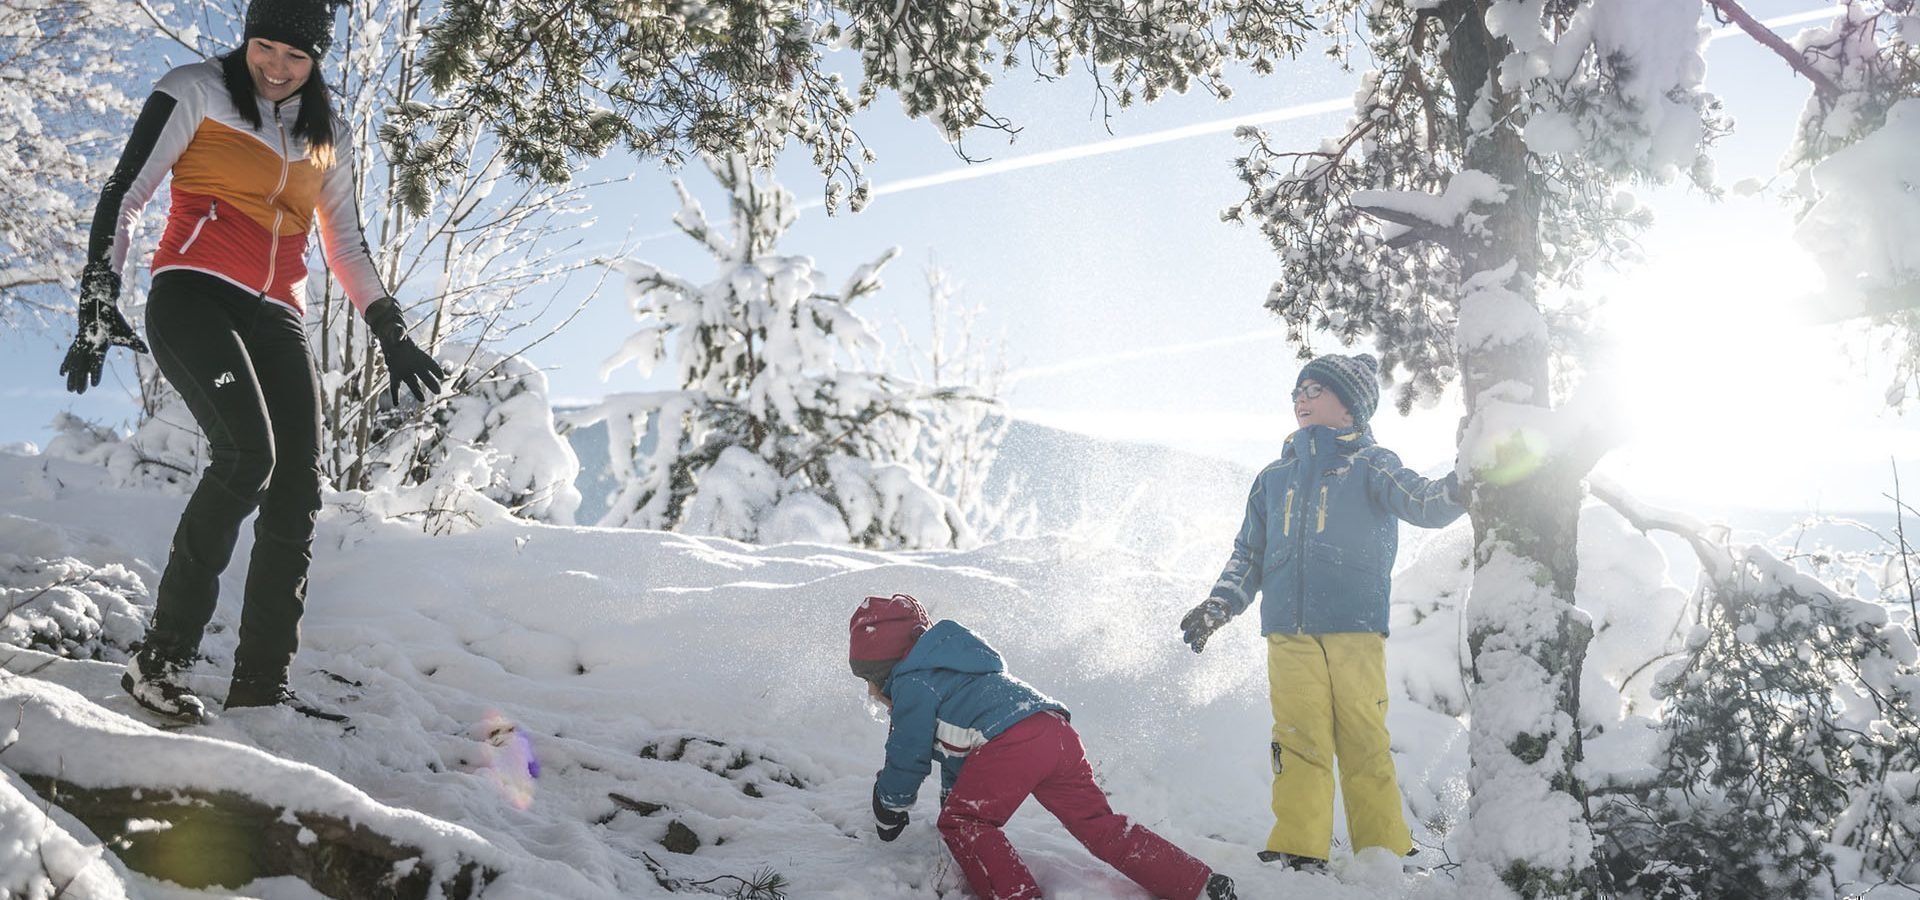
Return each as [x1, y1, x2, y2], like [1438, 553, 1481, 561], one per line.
[243, 0, 338, 59]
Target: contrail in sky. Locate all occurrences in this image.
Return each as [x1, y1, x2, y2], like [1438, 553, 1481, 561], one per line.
[866, 98, 1350, 200]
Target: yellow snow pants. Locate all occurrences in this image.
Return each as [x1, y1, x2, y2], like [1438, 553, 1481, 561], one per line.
[1264, 632, 1412, 860]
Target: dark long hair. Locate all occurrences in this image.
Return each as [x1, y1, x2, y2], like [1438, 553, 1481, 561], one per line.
[219, 45, 337, 171]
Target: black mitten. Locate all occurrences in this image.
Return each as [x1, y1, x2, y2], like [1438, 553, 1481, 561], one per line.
[59, 260, 149, 394]
[364, 296, 446, 404]
[1179, 598, 1232, 653]
[872, 786, 908, 842]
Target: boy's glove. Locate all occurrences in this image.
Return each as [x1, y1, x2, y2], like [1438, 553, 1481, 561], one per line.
[872, 787, 908, 842]
[59, 260, 149, 394]
[364, 296, 446, 405]
[1179, 598, 1232, 653]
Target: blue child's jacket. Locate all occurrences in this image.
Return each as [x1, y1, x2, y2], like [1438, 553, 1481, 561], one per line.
[1209, 424, 1466, 635]
[874, 620, 1065, 810]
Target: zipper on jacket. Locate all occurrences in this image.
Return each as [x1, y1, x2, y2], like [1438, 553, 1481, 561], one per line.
[1317, 484, 1328, 533]
[1282, 488, 1294, 536]
[260, 103, 292, 298]
[176, 200, 218, 254]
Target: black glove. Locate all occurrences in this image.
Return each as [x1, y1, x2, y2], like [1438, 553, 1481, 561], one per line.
[1179, 598, 1232, 653]
[364, 296, 446, 405]
[872, 786, 908, 842]
[58, 260, 149, 394]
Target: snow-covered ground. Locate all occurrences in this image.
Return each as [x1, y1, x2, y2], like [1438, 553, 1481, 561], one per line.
[0, 447, 1710, 898]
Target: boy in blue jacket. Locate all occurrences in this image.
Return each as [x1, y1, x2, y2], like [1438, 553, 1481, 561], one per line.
[1179, 353, 1466, 871]
[851, 593, 1236, 900]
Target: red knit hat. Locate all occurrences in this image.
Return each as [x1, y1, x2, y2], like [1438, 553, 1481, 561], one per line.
[849, 593, 930, 663]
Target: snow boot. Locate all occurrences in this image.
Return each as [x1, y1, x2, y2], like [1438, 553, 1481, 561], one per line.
[225, 673, 348, 723]
[1256, 851, 1328, 874]
[1205, 872, 1237, 899]
[121, 646, 207, 723]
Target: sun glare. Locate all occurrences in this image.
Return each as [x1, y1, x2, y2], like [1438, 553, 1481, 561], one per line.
[1590, 229, 1845, 510]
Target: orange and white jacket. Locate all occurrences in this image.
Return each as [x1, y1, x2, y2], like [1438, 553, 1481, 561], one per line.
[90, 59, 387, 316]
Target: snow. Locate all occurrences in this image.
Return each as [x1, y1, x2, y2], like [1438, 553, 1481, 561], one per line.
[1351, 171, 1509, 232]
[1794, 98, 1920, 309]
[1580, 0, 1710, 174]
[1491, 0, 1712, 178]
[1453, 260, 1546, 353]
[0, 439, 1908, 898]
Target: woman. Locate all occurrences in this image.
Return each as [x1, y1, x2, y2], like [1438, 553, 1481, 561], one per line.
[59, 0, 444, 722]
[1179, 353, 1466, 871]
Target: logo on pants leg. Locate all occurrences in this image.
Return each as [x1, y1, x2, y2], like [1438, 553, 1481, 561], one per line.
[213, 371, 235, 388]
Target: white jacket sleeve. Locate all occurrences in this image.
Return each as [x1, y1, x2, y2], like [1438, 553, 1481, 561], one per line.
[312, 120, 390, 315]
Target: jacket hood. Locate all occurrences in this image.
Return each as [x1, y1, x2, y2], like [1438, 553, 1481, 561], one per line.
[1281, 424, 1374, 463]
[893, 620, 1005, 678]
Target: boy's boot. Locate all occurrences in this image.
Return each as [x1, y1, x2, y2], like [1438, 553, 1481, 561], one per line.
[1205, 872, 1237, 899]
[225, 668, 347, 722]
[121, 644, 207, 723]
[1256, 850, 1328, 874]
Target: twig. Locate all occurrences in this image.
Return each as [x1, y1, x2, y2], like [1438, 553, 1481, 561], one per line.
[3, 575, 91, 621]
[0, 698, 24, 755]
[1892, 458, 1918, 635]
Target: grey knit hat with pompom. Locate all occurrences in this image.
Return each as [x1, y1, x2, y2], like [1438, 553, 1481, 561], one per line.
[1297, 353, 1381, 424]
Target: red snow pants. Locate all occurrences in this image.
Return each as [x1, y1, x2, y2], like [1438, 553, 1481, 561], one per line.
[937, 710, 1211, 900]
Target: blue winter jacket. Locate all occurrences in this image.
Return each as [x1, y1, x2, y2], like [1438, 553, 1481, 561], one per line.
[873, 620, 1066, 810]
[1209, 424, 1467, 635]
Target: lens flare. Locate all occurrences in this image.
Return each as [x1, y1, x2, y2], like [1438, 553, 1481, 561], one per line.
[475, 711, 539, 809]
[1478, 427, 1549, 487]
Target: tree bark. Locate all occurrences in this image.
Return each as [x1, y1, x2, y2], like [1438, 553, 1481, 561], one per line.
[1442, 2, 1597, 895]
[18, 774, 495, 899]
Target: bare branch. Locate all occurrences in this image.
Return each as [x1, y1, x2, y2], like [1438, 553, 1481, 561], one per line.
[1705, 0, 1842, 99]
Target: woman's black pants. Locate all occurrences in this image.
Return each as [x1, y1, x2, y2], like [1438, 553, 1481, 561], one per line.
[143, 270, 322, 679]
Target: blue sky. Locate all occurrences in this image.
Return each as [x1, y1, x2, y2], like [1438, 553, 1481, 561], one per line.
[6, 2, 1913, 518]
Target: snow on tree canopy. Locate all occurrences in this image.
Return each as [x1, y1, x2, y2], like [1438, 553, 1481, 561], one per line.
[1795, 97, 1920, 311]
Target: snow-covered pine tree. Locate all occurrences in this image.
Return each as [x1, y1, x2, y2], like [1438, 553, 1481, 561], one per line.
[0, 0, 145, 324]
[1597, 538, 1920, 897]
[576, 154, 975, 548]
[389, 1, 1318, 214]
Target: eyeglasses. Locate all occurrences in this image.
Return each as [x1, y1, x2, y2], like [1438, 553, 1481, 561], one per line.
[1292, 382, 1328, 402]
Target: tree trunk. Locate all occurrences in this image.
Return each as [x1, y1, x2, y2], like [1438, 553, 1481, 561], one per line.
[18, 774, 495, 899]
[1444, 2, 1597, 895]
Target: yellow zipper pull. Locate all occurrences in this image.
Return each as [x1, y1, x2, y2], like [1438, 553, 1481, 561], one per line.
[1283, 488, 1295, 536]
[1317, 485, 1328, 533]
